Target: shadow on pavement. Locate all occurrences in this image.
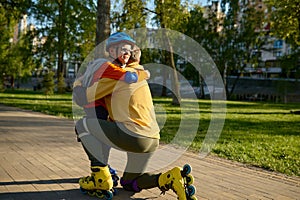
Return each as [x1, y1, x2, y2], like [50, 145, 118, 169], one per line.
[0, 178, 78, 186]
[0, 179, 159, 200]
[0, 189, 158, 200]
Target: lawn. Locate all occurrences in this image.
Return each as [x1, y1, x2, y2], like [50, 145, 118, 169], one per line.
[0, 89, 299, 176]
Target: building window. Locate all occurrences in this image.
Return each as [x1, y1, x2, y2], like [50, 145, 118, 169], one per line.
[274, 40, 283, 49]
[273, 50, 282, 58]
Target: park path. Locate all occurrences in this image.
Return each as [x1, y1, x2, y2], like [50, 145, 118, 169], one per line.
[0, 104, 299, 200]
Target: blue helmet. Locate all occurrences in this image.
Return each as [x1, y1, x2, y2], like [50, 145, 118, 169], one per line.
[106, 32, 136, 51]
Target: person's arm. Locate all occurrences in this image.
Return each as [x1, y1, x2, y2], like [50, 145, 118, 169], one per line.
[126, 62, 150, 81]
[95, 62, 136, 83]
[86, 78, 117, 103]
[73, 78, 117, 106]
[136, 70, 150, 81]
[98, 62, 148, 83]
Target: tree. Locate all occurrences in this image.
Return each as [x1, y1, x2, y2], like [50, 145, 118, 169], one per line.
[31, 0, 96, 92]
[0, 4, 15, 89]
[6, 30, 36, 88]
[112, 0, 147, 30]
[153, 0, 189, 105]
[265, 0, 300, 46]
[265, 0, 300, 78]
[184, 5, 209, 98]
[0, 1, 35, 89]
[96, 0, 110, 49]
[204, 0, 265, 99]
[42, 70, 55, 95]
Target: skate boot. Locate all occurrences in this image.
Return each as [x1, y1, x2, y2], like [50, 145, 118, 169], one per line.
[158, 164, 197, 200]
[79, 166, 115, 199]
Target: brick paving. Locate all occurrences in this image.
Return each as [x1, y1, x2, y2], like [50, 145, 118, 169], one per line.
[0, 104, 299, 200]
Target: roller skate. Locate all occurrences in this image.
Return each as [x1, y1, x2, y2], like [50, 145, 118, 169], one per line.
[79, 166, 117, 199]
[109, 165, 119, 187]
[158, 164, 197, 200]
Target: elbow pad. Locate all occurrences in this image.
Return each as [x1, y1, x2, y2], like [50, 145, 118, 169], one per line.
[124, 71, 138, 83]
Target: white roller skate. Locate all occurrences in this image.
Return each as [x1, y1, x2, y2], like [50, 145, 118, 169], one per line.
[158, 164, 197, 200]
[79, 166, 117, 199]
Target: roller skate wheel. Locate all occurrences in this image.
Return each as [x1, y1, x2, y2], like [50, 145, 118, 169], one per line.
[79, 187, 87, 194]
[186, 185, 196, 196]
[112, 188, 118, 195]
[185, 174, 194, 185]
[182, 164, 192, 175]
[87, 190, 96, 196]
[189, 196, 198, 200]
[112, 175, 119, 187]
[104, 190, 113, 200]
[95, 191, 105, 198]
[113, 181, 118, 187]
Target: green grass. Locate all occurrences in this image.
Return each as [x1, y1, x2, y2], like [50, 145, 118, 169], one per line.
[0, 90, 73, 118]
[1, 89, 299, 176]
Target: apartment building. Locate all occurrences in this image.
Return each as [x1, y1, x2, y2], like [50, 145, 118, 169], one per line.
[239, 0, 293, 78]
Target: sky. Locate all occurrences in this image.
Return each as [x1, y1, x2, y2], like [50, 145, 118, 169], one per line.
[194, 0, 210, 6]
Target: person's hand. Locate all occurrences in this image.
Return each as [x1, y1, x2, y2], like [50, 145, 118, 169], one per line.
[144, 70, 150, 80]
[73, 77, 83, 87]
[73, 86, 88, 106]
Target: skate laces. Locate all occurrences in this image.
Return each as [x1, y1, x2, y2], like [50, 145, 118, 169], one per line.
[160, 181, 173, 195]
[160, 171, 183, 195]
[82, 175, 96, 186]
[160, 173, 174, 194]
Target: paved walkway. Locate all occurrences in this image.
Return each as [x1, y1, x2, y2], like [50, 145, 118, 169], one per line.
[0, 104, 299, 200]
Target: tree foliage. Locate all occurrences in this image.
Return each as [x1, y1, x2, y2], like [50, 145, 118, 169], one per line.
[153, 0, 190, 104]
[112, 0, 147, 30]
[154, 0, 189, 31]
[42, 70, 55, 95]
[0, 1, 34, 88]
[30, 0, 96, 77]
[1, 0, 298, 96]
[204, 0, 265, 98]
[265, 0, 300, 46]
[265, 0, 300, 79]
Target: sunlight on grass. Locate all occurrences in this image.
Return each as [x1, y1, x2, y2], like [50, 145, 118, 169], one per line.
[0, 90, 299, 176]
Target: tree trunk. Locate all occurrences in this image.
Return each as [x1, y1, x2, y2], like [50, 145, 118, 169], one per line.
[57, 0, 65, 78]
[161, 59, 167, 96]
[10, 76, 15, 89]
[223, 61, 227, 99]
[164, 32, 181, 105]
[57, 0, 66, 93]
[96, 0, 111, 50]
[159, 1, 181, 105]
[199, 75, 205, 99]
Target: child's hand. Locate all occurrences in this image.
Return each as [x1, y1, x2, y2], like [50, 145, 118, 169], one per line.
[144, 70, 150, 79]
[73, 79, 82, 88]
